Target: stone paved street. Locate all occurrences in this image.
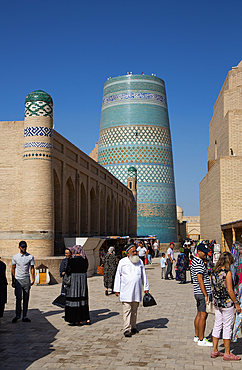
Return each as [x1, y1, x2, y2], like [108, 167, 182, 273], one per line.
[0, 259, 241, 370]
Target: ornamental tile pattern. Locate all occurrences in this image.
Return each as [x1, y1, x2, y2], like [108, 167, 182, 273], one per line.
[102, 92, 167, 109]
[23, 152, 52, 160]
[24, 127, 53, 137]
[98, 146, 173, 166]
[103, 164, 174, 185]
[25, 101, 53, 117]
[24, 142, 53, 148]
[99, 126, 171, 149]
[137, 183, 175, 204]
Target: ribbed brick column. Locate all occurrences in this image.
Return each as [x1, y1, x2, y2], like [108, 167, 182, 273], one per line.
[22, 90, 54, 256]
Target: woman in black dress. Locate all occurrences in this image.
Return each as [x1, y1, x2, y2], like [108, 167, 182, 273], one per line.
[65, 245, 90, 325]
[0, 258, 7, 322]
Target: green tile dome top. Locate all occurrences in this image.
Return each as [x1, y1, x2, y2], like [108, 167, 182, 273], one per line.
[128, 166, 137, 172]
[25, 90, 53, 104]
[128, 166, 137, 177]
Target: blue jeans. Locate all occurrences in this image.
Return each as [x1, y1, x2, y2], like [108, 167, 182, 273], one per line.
[148, 254, 152, 264]
[165, 259, 173, 279]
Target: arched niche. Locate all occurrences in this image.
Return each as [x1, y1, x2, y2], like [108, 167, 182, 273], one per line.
[90, 187, 98, 235]
[107, 195, 112, 235]
[100, 190, 105, 235]
[119, 201, 123, 235]
[114, 199, 118, 235]
[80, 182, 87, 234]
[124, 204, 127, 235]
[66, 177, 76, 236]
[53, 169, 62, 254]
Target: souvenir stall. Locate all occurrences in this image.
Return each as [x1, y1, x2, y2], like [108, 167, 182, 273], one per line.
[231, 242, 242, 342]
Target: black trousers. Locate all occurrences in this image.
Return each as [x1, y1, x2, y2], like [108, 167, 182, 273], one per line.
[15, 278, 30, 318]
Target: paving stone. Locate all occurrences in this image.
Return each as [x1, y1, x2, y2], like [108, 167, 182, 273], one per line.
[0, 260, 241, 369]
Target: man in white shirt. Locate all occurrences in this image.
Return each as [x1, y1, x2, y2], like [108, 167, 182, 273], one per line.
[136, 242, 147, 264]
[153, 240, 159, 257]
[12, 241, 35, 323]
[114, 244, 149, 337]
[165, 242, 176, 280]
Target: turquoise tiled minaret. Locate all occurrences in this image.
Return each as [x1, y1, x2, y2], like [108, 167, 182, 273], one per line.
[98, 74, 177, 242]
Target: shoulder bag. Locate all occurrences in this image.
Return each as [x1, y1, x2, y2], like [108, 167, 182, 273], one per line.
[63, 274, 71, 287]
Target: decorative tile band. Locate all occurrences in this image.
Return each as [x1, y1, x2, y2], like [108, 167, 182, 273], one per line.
[137, 183, 176, 204]
[25, 101, 53, 117]
[98, 146, 173, 166]
[24, 142, 53, 148]
[23, 153, 52, 159]
[24, 127, 53, 138]
[23, 157, 52, 161]
[102, 163, 174, 185]
[99, 125, 171, 149]
[102, 92, 167, 108]
[137, 203, 177, 242]
[104, 78, 165, 90]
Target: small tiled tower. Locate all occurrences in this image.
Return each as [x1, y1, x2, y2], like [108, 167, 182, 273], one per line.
[127, 166, 137, 236]
[22, 90, 54, 256]
[128, 166, 137, 201]
[98, 74, 177, 242]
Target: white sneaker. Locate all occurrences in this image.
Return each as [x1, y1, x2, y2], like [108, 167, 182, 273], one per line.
[197, 338, 213, 347]
[194, 336, 199, 343]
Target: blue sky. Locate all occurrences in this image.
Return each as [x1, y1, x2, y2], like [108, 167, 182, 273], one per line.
[1, 0, 241, 215]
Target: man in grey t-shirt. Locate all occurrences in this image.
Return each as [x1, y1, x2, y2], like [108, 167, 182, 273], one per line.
[165, 242, 176, 280]
[12, 241, 35, 323]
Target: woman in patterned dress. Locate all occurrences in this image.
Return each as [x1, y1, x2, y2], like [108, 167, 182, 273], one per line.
[176, 247, 187, 284]
[103, 247, 118, 296]
[211, 252, 241, 361]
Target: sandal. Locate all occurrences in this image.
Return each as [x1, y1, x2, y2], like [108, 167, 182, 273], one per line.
[223, 353, 241, 361]
[211, 350, 223, 358]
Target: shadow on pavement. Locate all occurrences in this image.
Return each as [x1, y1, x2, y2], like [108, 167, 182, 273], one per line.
[0, 309, 58, 370]
[44, 309, 64, 317]
[211, 338, 242, 356]
[137, 317, 169, 331]
[90, 308, 119, 323]
[230, 338, 242, 355]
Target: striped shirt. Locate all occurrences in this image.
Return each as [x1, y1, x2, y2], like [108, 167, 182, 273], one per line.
[190, 256, 211, 295]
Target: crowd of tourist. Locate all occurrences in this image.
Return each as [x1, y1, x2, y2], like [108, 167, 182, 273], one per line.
[0, 237, 241, 362]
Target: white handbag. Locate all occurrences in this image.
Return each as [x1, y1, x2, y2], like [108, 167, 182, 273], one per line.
[206, 300, 215, 315]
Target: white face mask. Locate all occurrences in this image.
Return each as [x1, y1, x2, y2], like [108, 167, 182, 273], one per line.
[129, 255, 140, 264]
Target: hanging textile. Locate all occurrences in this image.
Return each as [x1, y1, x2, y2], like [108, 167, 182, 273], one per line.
[231, 242, 242, 342]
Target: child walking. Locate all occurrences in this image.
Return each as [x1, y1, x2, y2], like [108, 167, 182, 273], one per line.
[160, 253, 166, 279]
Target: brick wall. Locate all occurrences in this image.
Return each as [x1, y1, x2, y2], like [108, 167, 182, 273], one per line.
[200, 61, 242, 244]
